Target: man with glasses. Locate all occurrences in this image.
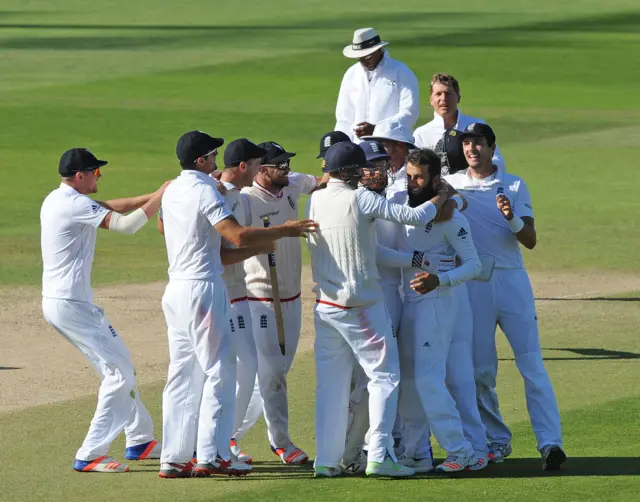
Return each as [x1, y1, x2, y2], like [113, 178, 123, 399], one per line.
[239, 141, 324, 465]
[41, 148, 169, 473]
[159, 132, 317, 478]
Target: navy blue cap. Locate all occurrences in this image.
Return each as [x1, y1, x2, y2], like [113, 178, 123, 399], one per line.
[458, 122, 496, 146]
[176, 130, 224, 166]
[322, 142, 371, 173]
[258, 141, 296, 165]
[359, 140, 390, 162]
[317, 131, 351, 159]
[58, 148, 108, 176]
[224, 138, 267, 166]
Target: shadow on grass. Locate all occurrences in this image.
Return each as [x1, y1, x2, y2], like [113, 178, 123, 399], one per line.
[500, 347, 640, 362]
[0, 366, 22, 370]
[537, 297, 640, 302]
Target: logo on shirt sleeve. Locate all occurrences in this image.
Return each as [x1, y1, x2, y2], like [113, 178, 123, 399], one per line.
[287, 195, 296, 210]
[91, 204, 101, 214]
[260, 314, 268, 329]
[424, 221, 433, 233]
[457, 227, 468, 239]
[496, 187, 504, 195]
[237, 315, 245, 330]
[229, 318, 236, 333]
[524, 203, 533, 209]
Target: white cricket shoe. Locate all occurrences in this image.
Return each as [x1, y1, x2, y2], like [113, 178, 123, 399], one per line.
[366, 456, 416, 478]
[435, 454, 479, 473]
[314, 466, 342, 478]
[398, 454, 434, 473]
[230, 438, 253, 464]
[73, 456, 129, 473]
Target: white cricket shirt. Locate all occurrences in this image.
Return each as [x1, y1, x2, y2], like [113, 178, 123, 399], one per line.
[413, 110, 507, 172]
[161, 170, 232, 281]
[241, 172, 316, 300]
[41, 183, 110, 302]
[220, 180, 249, 301]
[335, 52, 419, 142]
[445, 169, 534, 270]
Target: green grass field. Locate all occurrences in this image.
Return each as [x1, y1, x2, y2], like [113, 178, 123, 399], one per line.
[1, 1, 639, 500]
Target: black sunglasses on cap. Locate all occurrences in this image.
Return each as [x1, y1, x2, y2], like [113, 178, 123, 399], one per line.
[263, 161, 290, 170]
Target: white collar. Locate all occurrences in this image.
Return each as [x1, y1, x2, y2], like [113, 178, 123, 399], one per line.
[181, 169, 213, 182]
[221, 180, 240, 191]
[59, 182, 80, 195]
[431, 109, 464, 128]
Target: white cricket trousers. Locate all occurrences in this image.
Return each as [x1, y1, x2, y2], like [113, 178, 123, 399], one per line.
[314, 301, 400, 468]
[229, 300, 258, 437]
[248, 296, 302, 448]
[42, 298, 154, 461]
[398, 296, 474, 458]
[161, 279, 237, 464]
[467, 269, 562, 450]
[447, 284, 488, 454]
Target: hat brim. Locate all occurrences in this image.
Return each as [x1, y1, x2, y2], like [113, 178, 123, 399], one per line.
[81, 159, 108, 170]
[343, 41, 389, 58]
[263, 152, 296, 165]
[361, 135, 416, 150]
[364, 153, 390, 162]
[458, 131, 484, 142]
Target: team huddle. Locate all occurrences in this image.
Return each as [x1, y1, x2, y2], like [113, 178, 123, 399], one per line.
[39, 27, 567, 479]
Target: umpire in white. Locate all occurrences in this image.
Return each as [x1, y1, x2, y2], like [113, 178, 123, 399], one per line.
[307, 142, 448, 478]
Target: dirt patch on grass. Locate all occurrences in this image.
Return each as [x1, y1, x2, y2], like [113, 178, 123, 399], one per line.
[1, 268, 638, 413]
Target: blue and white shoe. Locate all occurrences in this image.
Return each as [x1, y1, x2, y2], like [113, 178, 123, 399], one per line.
[125, 440, 162, 460]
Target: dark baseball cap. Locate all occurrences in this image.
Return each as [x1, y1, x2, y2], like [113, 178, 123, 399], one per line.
[258, 141, 296, 165]
[322, 142, 371, 173]
[458, 122, 496, 146]
[176, 130, 224, 166]
[317, 131, 351, 159]
[58, 148, 108, 176]
[359, 140, 390, 162]
[224, 138, 268, 167]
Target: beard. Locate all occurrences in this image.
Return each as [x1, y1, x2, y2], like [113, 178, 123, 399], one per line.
[408, 183, 437, 208]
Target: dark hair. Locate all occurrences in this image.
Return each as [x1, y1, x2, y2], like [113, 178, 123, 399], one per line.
[430, 72, 460, 97]
[406, 148, 442, 178]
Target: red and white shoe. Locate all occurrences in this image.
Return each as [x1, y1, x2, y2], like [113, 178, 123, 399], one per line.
[435, 454, 479, 473]
[271, 443, 309, 465]
[126, 440, 162, 460]
[159, 461, 195, 479]
[195, 456, 252, 477]
[230, 439, 253, 464]
[73, 456, 130, 473]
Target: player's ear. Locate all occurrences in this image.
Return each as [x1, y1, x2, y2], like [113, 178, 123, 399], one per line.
[457, 92, 461, 104]
[491, 143, 496, 154]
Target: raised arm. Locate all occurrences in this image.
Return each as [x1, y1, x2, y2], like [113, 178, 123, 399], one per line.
[98, 181, 169, 234]
[356, 187, 448, 226]
[220, 242, 274, 266]
[215, 217, 317, 248]
[496, 182, 536, 249]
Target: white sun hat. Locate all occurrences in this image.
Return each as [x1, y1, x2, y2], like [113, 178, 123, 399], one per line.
[361, 120, 416, 149]
[343, 27, 389, 58]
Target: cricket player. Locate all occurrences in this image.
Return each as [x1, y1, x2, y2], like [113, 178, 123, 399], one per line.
[158, 131, 317, 478]
[307, 141, 449, 478]
[413, 73, 506, 171]
[40, 147, 167, 473]
[218, 138, 269, 464]
[240, 141, 324, 464]
[335, 28, 419, 142]
[445, 122, 566, 471]
[391, 148, 484, 473]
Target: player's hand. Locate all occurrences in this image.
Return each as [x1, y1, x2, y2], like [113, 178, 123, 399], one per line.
[496, 194, 514, 221]
[155, 180, 172, 197]
[216, 181, 228, 196]
[434, 198, 456, 222]
[410, 272, 440, 294]
[354, 122, 375, 137]
[280, 219, 319, 237]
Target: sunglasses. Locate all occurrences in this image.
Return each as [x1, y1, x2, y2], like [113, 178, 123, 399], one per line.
[264, 161, 290, 170]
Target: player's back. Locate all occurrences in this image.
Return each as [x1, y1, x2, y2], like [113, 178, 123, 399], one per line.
[307, 181, 382, 308]
[161, 171, 226, 281]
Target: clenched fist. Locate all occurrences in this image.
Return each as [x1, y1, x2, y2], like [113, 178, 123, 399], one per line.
[496, 194, 514, 221]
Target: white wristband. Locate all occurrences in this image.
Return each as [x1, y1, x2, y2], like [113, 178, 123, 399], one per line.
[451, 194, 463, 210]
[507, 215, 524, 233]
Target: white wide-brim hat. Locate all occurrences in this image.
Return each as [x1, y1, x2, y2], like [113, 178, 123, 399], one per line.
[362, 120, 416, 149]
[343, 27, 389, 58]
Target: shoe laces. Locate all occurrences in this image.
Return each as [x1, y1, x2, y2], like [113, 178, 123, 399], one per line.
[488, 442, 509, 454]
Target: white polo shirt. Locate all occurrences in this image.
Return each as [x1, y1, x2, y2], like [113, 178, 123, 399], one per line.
[445, 169, 534, 270]
[41, 183, 110, 302]
[161, 170, 232, 281]
[413, 110, 507, 172]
